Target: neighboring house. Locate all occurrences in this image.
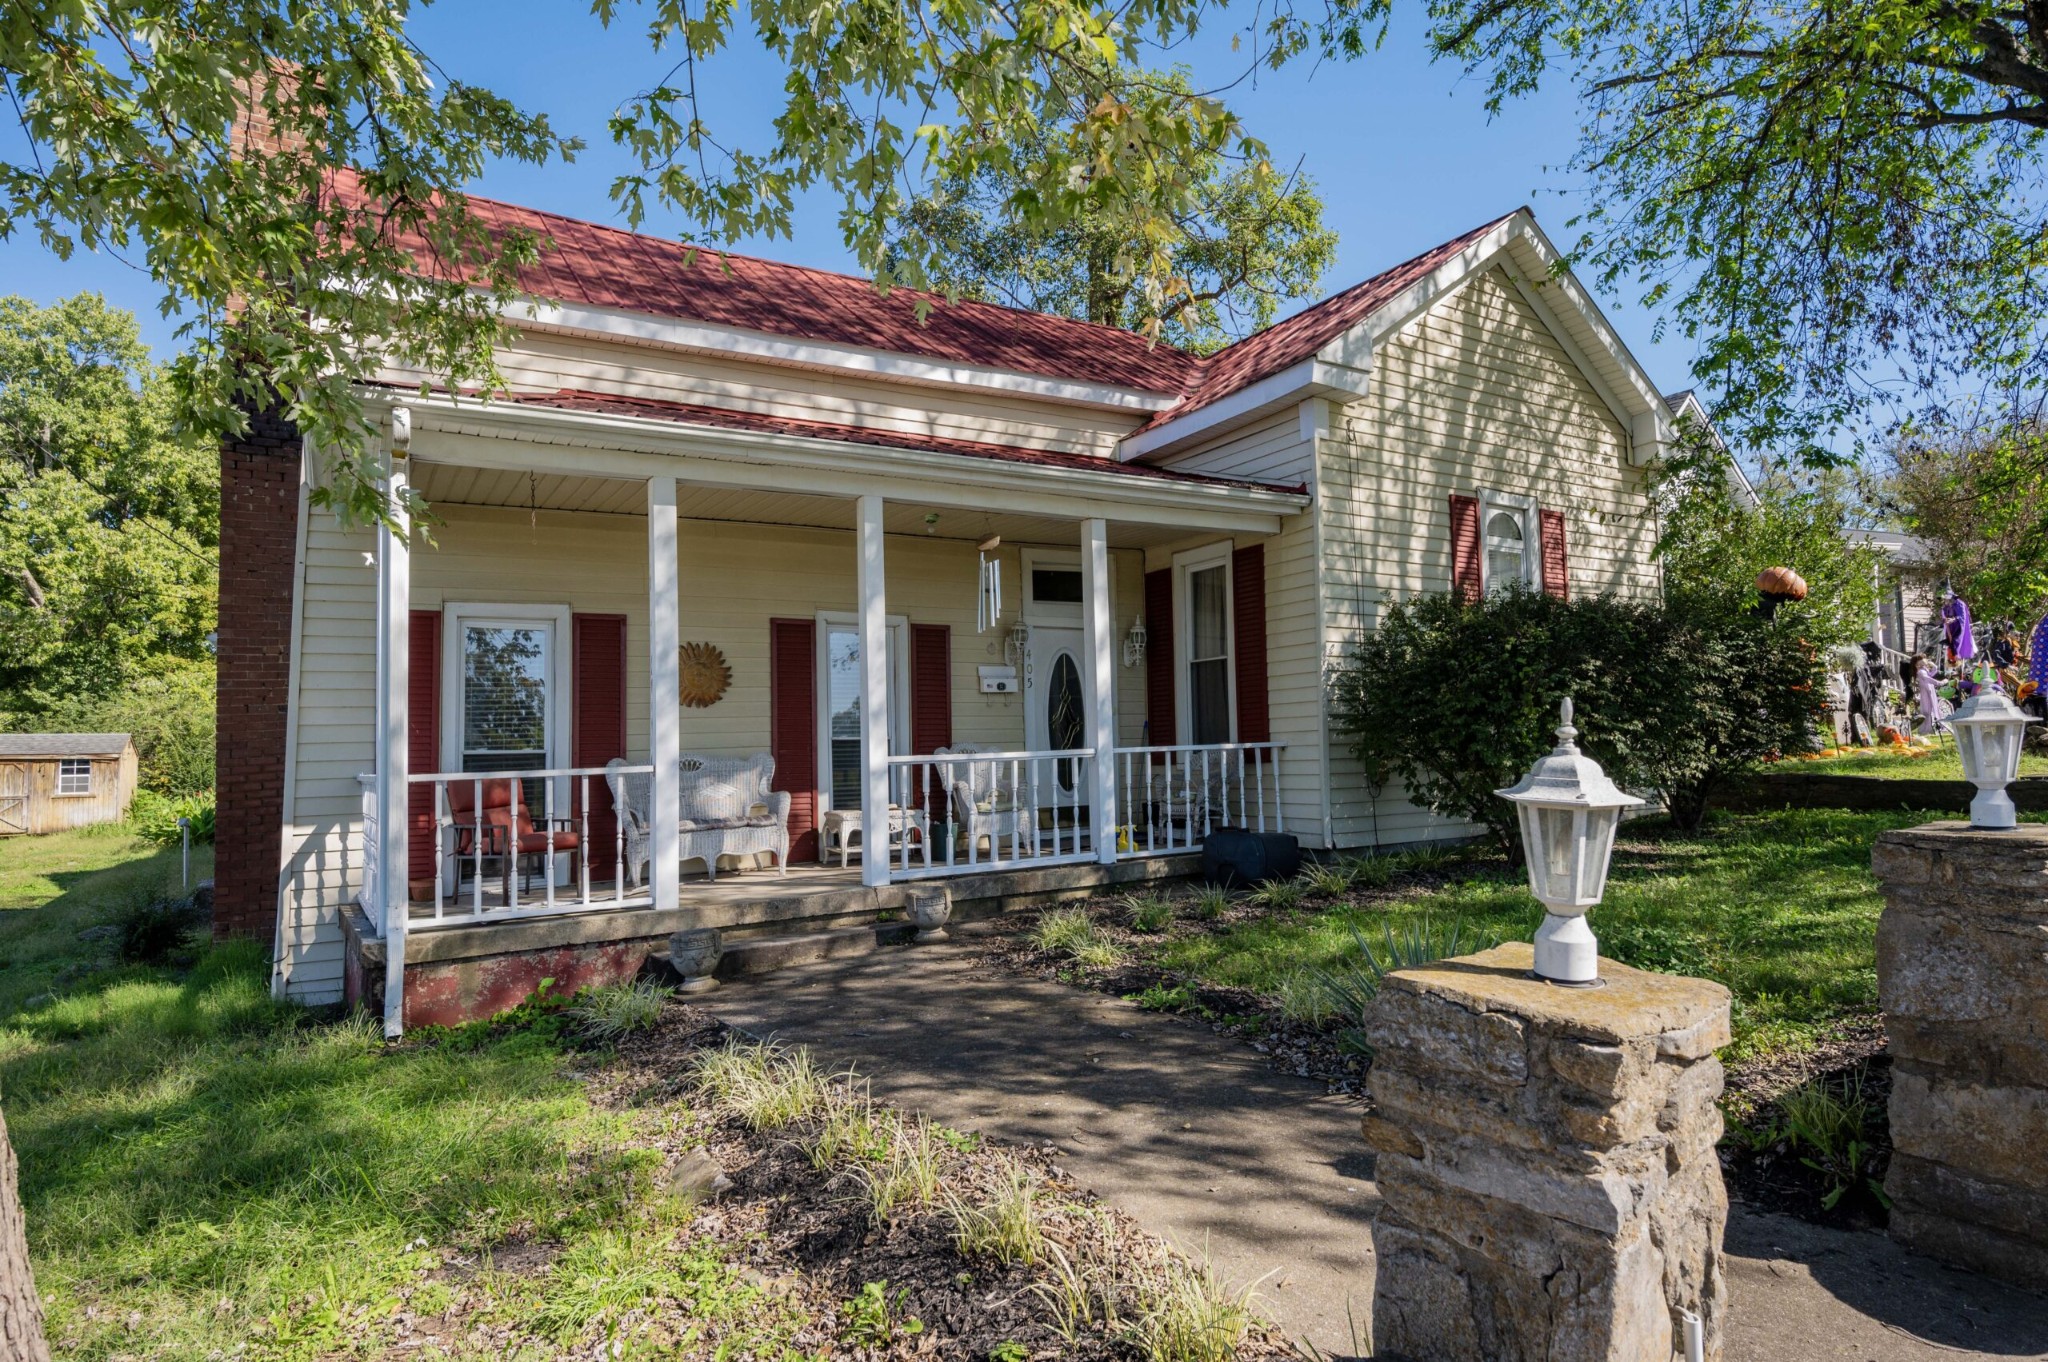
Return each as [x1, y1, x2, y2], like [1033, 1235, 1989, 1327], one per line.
[214, 200, 1678, 1030]
[0, 733, 138, 835]
[1663, 389, 1759, 509]
[1848, 529, 1943, 658]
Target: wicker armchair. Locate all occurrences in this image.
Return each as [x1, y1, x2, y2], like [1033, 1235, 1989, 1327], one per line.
[607, 753, 790, 886]
[935, 744, 1037, 859]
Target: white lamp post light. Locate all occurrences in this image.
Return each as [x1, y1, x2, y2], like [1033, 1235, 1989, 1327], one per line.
[1496, 698, 1644, 985]
[1949, 683, 2039, 830]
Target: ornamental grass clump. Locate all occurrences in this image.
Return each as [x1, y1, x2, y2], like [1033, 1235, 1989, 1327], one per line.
[563, 979, 673, 1042]
[1246, 878, 1304, 912]
[692, 1039, 826, 1131]
[1131, 1251, 1260, 1362]
[945, 1156, 1046, 1266]
[1122, 893, 1175, 933]
[1315, 916, 1499, 1048]
[1030, 907, 1097, 953]
[1186, 885, 1232, 920]
[855, 1114, 947, 1224]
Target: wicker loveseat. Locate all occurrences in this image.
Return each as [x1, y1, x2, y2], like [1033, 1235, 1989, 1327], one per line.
[606, 753, 790, 886]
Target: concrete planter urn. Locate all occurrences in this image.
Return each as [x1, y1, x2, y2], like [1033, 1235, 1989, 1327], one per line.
[668, 927, 724, 990]
[905, 888, 952, 943]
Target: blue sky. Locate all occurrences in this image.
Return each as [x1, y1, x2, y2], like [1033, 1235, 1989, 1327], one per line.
[0, 3, 1700, 398]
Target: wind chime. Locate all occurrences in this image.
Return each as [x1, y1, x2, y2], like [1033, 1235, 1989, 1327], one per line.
[976, 534, 1003, 633]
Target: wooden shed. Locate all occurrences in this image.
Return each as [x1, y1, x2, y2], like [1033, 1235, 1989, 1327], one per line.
[0, 733, 139, 835]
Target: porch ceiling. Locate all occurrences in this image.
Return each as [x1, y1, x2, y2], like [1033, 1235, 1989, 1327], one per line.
[410, 460, 1220, 550]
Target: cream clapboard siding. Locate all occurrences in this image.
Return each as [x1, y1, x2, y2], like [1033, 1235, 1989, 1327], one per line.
[277, 500, 1145, 1002]
[1319, 265, 1661, 848]
[376, 328, 1146, 461]
[1144, 409, 1329, 844]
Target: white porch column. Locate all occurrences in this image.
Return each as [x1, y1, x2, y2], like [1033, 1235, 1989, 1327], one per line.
[857, 494, 890, 888]
[376, 441, 412, 1038]
[1082, 518, 1117, 865]
[648, 476, 682, 911]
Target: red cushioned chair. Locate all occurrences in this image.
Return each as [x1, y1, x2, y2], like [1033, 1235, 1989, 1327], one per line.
[441, 777, 581, 905]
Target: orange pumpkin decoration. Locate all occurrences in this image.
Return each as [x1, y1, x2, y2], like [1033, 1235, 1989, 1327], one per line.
[1755, 566, 1809, 599]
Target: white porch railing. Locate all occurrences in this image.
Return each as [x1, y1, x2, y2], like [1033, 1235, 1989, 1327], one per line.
[1113, 742, 1285, 856]
[358, 773, 382, 932]
[404, 765, 654, 927]
[886, 748, 1101, 877]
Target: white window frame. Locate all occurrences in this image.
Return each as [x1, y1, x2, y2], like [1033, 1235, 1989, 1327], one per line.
[439, 603, 574, 778]
[815, 610, 911, 813]
[55, 758, 92, 797]
[1171, 541, 1237, 746]
[1478, 490, 1538, 596]
[1021, 548, 1087, 625]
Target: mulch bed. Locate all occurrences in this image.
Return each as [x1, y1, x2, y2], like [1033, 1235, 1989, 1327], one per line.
[1717, 1016, 1894, 1229]
[377, 1004, 1296, 1360]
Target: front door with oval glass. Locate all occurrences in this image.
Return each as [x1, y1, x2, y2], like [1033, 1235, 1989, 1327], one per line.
[1024, 626, 1087, 795]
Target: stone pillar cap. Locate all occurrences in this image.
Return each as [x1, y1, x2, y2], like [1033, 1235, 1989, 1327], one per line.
[1382, 942, 1731, 1053]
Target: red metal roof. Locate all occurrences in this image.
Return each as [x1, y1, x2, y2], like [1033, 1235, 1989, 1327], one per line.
[502, 389, 1305, 493]
[1137, 212, 1516, 430]
[355, 173, 1517, 439]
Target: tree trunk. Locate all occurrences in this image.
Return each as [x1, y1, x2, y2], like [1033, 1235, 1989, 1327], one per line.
[0, 1106, 50, 1362]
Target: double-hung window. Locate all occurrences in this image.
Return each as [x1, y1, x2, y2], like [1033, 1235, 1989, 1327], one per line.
[1174, 544, 1235, 745]
[1480, 491, 1537, 596]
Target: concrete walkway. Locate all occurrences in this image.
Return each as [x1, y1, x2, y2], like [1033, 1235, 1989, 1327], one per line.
[706, 936, 2048, 1359]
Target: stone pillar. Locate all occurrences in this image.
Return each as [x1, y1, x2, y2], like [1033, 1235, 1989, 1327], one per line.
[1362, 942, 1731, 1362]
[1873, 821, 2048, 1288]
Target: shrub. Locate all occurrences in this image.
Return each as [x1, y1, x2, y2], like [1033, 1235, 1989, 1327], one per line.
[129, 789, 215, 846]
[563, 979, 673, 1041]
[114, 886, 207, 964]
[1329, 586, 1827, 844]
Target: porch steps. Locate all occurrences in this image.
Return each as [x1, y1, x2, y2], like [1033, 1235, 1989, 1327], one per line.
[698, 919, 917, 977]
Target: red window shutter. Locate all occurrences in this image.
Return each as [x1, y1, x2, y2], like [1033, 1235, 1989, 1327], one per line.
[1231, 544, 1270, 743]
[406, 611, 440, 883]
[1449, 494, 1483, 604]
[1144, 569, 1175, 747]
[769, 617, 820, 862]
[910, 624, 952, 753]
[909, 623, 952, 823]
[1539, 508, 1570, 601]
[572, 614, 628, 880]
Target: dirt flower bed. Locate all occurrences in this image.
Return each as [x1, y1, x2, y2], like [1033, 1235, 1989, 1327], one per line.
[373, 1003, 1293, 1361]
[1717, 1017, 1893, 1229]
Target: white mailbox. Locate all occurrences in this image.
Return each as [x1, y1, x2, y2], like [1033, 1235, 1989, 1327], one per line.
[977, 665, 1018, 694]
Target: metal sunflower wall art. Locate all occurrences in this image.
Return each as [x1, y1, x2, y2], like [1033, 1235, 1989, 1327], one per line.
[678, 642, 732, 708]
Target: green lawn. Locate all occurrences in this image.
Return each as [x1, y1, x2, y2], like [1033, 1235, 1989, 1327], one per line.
[1138, 807, 2026, 1064]
[0, 830, 809, 1361]
[1791, 745, 2048, 780]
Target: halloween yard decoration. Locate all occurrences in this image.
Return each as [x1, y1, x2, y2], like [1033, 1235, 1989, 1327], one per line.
[1754, 565, 1809, 619]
